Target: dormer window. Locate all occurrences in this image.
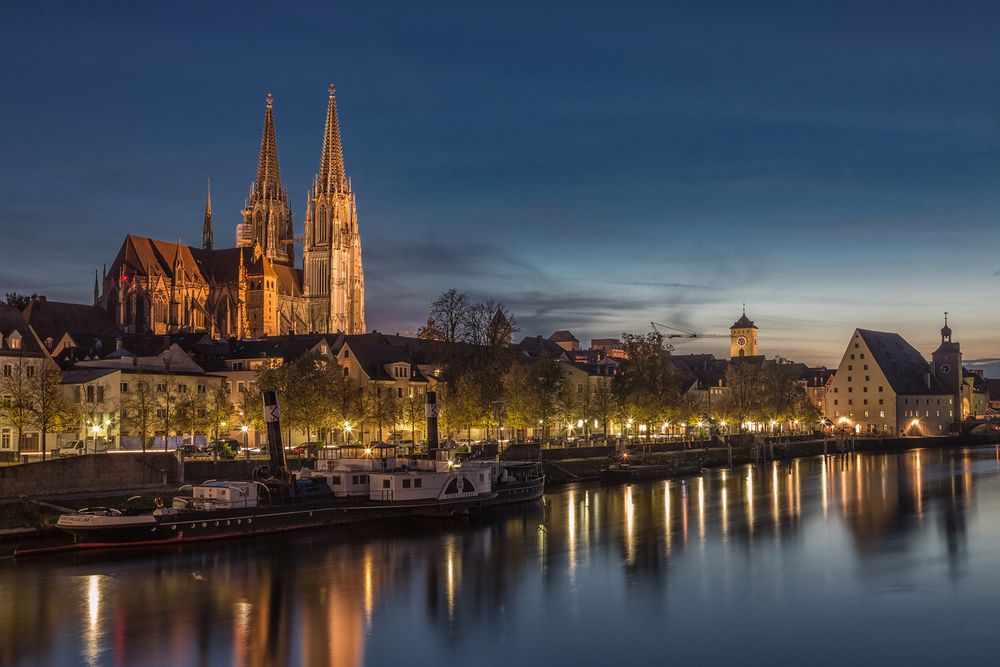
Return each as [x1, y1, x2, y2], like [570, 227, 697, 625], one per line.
[8, 332, 21, 350]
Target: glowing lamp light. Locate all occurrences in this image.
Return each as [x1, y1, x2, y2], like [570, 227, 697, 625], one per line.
[639, 424, 647, 432]
[344, 421, 353, 433]
[696, 421, 704, 428]
[91, 424, 100, 434]
[240, 425, 249, 433]
[838, 417, 851, 425]
[364, 447, 373, 456]
[910, 419, 920, 427]
[577, 419, 584, 428]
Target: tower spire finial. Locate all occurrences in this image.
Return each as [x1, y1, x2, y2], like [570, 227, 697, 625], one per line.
[202, 178, 214, 250]
[255, 93, 283, 200]
[319, 83, 346, 194]
[742, 302, 746, 315]
[93, 270, 99, 306]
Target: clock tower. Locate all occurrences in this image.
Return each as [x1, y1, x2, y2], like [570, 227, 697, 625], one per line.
[931, 312, 963, 422]
[730, 306, 759, 358]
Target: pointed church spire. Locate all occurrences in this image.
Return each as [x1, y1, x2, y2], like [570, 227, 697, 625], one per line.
[93, 270, 99, 306]
[318, 84, 346, 194]
[255, 93, 283, 200]
[202, 178, 214, 250]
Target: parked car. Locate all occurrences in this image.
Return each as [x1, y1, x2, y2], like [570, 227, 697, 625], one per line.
[205, 439, 239, 458]
[290, 442, 321, 457]
[56, 440, 87, 456]
[179, 444, 205, 457]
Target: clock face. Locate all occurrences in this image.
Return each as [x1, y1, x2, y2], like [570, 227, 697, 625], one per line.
[736, 336, 748, 347]
[940, 363, 951, 374]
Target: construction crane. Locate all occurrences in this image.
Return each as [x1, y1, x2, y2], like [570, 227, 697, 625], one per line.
[650, 322, 728, 340]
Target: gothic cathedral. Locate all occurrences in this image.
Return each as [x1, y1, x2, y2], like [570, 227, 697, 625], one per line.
[99, 86, 366, 338]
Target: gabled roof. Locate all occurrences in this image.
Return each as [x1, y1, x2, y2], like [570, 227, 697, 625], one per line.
[857, 329, 948, 396]
[731, 313, 756, 329]
[549, 330, 579, 343]
[0, 304, 45, 357]
[227, 334, 336, 363]
[515, 335, 569, 360]
[22, 298, 119, 341]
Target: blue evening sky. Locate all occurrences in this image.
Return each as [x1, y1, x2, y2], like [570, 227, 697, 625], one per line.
[2, 1, 998, 367]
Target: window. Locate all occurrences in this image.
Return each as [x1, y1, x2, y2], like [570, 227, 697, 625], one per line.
[848, 387, 853, 393]
[331, 476, 341, 485]
[403, 479, 411, 489]
[343, 367, 349, 378]
[397, 387, 403, 398]
[156, 383, 166, 393]
[444, 478, 459, 494]
[864, 411, 869, 418]
[879, 399, 884, 405]
[462, 478, 474, 492]
[197, 384, 206, 394]
[850, 354, 855, 359]
[860, 353, 865, 359]
[848, 365, 853, 371]
[120, 382, 129, 393]
[2, 364, 10, 377]
[834, 399, 839, 406]
[382, 479, 391, 489]
[0, 429, 9, 449]
[232, 361, 244, 370]
[156, 408, 166, 418]
[577, 384, 583, 394]
[414, 479, 422, 488]
[863, 365, 868, 370]
[847, 376, 852, 382]
[863, 399, 868, 405]
[26, 366, 34, 379]
[178, 384, 188, 393]
[863, 387, 868, 393]
[865, 376, 870, 382]
[86, 386, 95, 403]
[343, 349, 350, 359]
[878, 386, 884, 393]
[8, 337, 20, 350]
[237, 381, 246, 393]
[97, 386, 104, 403]
[848, 399, 853, 405]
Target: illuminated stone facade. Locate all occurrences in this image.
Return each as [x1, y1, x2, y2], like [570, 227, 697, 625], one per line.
[99, 87, 365, 338]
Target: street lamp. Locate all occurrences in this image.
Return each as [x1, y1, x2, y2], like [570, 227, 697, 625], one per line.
[344, 421, 352, 445]
[241, 424, 249, 458]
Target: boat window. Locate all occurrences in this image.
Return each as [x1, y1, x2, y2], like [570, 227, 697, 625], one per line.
[403, 479, 411, 489]
[462, 478, 474, 492]
[414, 479, 422, 488]
[382, 479, 391, 489]
[445, 478, 459, 495]
[331, 476, 341, 485]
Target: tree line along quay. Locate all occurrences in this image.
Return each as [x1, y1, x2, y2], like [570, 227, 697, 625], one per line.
[0, 288, 992, 467]
[0, 289, 825, 463]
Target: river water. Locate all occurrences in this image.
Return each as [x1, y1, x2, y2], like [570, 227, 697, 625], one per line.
[2, 446, 999, 666]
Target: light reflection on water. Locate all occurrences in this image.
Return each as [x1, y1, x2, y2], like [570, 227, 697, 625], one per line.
[2, 446, 1000, 666]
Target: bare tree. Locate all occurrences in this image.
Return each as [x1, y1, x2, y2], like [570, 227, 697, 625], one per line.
[121, 374, 157, 452]
[0, 356, 36, 455]
[429, 289, 472, 343]
[30, 364, 75, 460]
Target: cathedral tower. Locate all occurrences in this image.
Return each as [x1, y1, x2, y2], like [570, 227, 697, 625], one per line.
[302, 85, 366, 334]
[730, 306, 759, 358]
[239, 94, 294, 264]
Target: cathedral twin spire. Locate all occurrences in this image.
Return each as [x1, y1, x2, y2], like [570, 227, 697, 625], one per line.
[318, 84, 347, 195]
[254, 93, 285, 202]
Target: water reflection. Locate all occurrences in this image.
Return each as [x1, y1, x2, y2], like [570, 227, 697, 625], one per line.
[1, 447, 998, 666]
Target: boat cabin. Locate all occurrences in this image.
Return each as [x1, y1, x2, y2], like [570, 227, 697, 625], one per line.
[172, 481, 259, 511]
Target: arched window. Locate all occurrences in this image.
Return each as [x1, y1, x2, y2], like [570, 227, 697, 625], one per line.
[444, 478, 459, 495]
[462, 477, 475, 492]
